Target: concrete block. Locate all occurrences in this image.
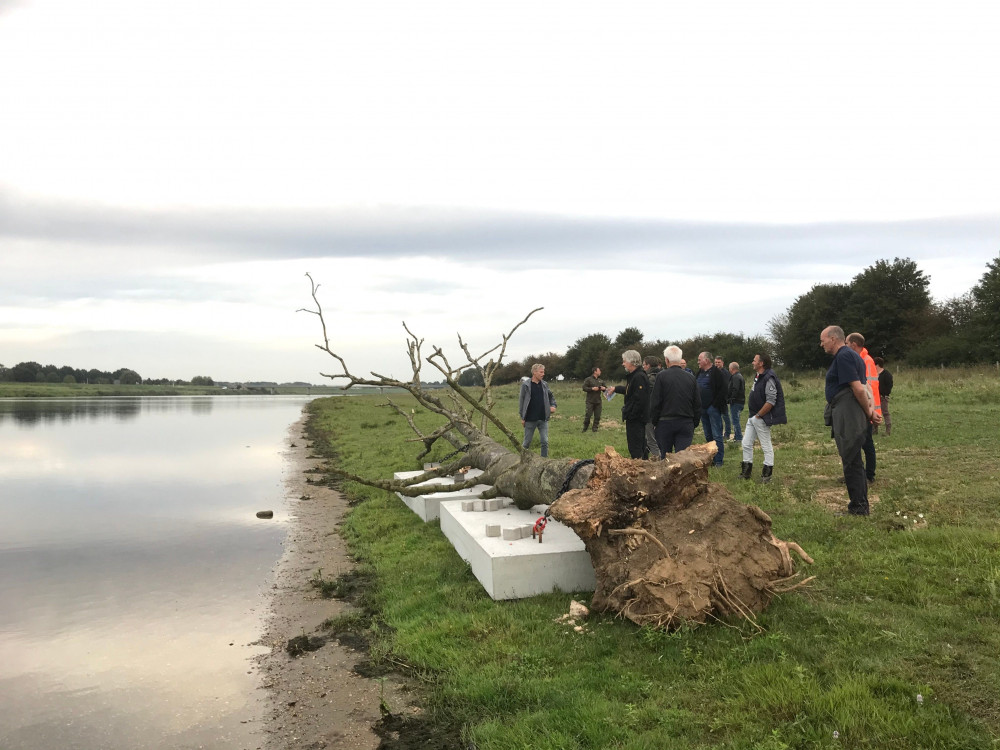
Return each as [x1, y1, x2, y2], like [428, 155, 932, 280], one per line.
[501, 526, 522, 540]
[393, 468, 490, 521]
[472, 499, 485, 512]
[522, 524, 535, 539]
[485, 498, 500, 512]
[439, 500, 596, 600]
[461, 500, 475, 512]
[485, 524, 501, 537]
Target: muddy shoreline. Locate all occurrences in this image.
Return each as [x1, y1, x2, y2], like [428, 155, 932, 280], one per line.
[256, 415, 414, 750]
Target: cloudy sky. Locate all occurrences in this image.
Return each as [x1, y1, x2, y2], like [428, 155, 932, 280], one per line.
[2, 1, 998, 383]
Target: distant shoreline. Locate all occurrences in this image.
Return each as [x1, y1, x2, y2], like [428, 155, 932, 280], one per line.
[0, 383, 355, 398]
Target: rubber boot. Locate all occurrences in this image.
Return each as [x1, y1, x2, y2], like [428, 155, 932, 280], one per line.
[760, 465, 773, 484]
[739, 461, 753, 480]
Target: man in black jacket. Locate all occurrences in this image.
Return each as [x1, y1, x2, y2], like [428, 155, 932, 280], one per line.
[606, 349, 650, 459]
[696, 351, 727, 467]
[649, 345, 701, 457]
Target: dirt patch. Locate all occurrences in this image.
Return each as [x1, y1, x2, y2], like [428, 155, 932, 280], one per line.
[256, 415, 416, 750]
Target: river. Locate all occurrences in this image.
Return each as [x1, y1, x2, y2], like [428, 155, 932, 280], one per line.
[0, 396, 316, 750]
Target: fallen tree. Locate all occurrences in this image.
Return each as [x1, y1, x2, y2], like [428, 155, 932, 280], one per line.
[301, 274, 813, 628]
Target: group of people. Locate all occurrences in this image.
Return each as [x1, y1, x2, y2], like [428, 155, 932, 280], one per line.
[517, 326, 892, 516]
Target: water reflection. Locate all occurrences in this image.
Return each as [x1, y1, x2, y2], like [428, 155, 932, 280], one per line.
[0, 396, 314, 750]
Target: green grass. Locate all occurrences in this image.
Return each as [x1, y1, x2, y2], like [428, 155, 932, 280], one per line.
[306, 368, 1000, 749]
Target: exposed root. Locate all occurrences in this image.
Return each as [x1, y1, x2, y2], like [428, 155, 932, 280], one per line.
[606, 527, 671, 559]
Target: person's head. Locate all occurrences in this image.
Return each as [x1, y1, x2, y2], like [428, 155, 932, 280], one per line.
[663, 345, 683, 366]
[820, 326, 846, 355]
[592, 366, 602, 377]
[680, 359, 687, 369]
[697, 352, 713, 370]
[714, 356, 725, 369]
[621, 350, 641, 372]
[530, 363, 545, 382]
[642, 355, 661, 371]
[729, 362, 740, 374]
[752, 353, 772, 373]
[873, 356, 885, 369]
[846, 332, 866, 353]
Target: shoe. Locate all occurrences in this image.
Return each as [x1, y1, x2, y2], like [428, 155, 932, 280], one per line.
[582, 424, 589, 433]
[760, 465, 773, 484]
[739, 461, 753, 480]
[592, 428, 599, 433]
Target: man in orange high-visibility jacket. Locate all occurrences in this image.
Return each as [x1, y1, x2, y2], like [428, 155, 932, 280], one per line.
[847, 332, 882, 483]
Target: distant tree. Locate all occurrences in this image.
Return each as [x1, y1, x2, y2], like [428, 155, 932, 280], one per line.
[190, 375, 215, 386]
[563, 333, 613, 379]
[772, 284, 852, 369]
[63, 375, 76, 384]
[841, 257, 932, 359]
[114, 368, 142, 385]
[969, 253, 1000, 361]
[457, 368, 484, 387]
[12, 361, 41, 382]
[614, 327, 644, 351]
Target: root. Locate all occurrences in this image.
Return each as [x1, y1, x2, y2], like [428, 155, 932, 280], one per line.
[607, 527, 671, 559]
[769, 575, 817, 594]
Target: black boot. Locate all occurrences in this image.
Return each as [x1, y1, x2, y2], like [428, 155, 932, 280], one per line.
[582, 421, 589, 432]
[739, 461, 753, 480]
[760, 465, 773, 484]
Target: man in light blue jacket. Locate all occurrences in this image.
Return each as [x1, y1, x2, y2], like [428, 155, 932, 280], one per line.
[518, 363, 557, 457]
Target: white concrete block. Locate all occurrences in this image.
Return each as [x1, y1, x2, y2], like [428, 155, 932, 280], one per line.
[485, 498, 500, 512]
[393, 468, 490, 521]
[472, 499, 485, 512]
[485, 524, 501, 537]
[439, 500, 596, 600]
[522, 524, 535, 539]
[461, 500, 475, 512]
[501, 526, 521, 540]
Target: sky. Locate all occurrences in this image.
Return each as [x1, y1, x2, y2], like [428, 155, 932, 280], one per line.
[2, 0, 998, 383]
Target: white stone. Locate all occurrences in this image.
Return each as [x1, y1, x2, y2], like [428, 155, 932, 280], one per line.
[393, 468, 490, 521]
[461, 500, 475, 512]
[472, 500, 485, 512]
[439, 500, 596, 600]
[501, 527, 522, 540]
[485, 524, 501, 537]
[485, 498, 500, 512]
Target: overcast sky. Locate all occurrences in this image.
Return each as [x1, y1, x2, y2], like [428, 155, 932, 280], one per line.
[2, 1, 998, 383]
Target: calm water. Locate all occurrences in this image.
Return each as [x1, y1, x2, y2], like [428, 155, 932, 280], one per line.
[0, 396, 315, 750]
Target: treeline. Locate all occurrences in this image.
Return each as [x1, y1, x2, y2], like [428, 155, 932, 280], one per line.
[769, 254, 1000, 368]
[0, 361, 216, 386]
[483, 252, 1000, 382]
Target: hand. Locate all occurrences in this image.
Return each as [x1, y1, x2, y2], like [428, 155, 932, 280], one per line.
[549, 406, 556, 413]
[591, 386, 599, 391]
[871, 412, 883, 425]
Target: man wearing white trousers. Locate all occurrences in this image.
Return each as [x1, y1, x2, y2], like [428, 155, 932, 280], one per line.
[739, 353, 787, 483]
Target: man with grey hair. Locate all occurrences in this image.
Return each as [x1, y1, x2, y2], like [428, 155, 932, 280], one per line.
[606, 349, 650, 459]
[820, 326, 876, 515]
[649, 345, 701, 457]
[518, 363, 557, 458]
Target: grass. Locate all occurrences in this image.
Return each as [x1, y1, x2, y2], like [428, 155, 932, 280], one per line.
[305, 368, 1000, 749]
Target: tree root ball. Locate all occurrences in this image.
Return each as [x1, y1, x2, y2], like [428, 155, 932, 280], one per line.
[548, 445, 813, 629]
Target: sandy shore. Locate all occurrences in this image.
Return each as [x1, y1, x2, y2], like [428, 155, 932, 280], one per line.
[256, 415, 411, 750]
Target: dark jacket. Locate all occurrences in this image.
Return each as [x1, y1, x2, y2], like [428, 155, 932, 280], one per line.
[609, 366, 650, 423]
[582, 375, 605, 405]
[649, 366, 701, 427]
[879, 368, 893, 397]
[748, 368, 787, 426]
[728, 371, 746, 405]
[697, 365, 727, 412]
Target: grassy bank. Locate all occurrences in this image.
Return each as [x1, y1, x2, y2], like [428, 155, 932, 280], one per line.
[307, 368, 1000, 749]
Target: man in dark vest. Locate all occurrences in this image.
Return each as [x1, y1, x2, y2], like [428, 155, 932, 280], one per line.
[738, 353, 787, 483]
[518, 363, 557, 457]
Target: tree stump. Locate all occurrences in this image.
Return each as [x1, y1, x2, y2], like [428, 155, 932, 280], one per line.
[548, 444, 813, 629]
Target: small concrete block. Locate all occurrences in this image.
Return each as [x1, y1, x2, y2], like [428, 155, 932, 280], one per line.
[485, 498, 500, 512]
[501, 526, 522, 541]
[461, 500, 475, 512]
[423, 462, 441, 471]
[522, 524, 535, 539]
[472, 500, 485, 512]
[485, 524, 501, 537]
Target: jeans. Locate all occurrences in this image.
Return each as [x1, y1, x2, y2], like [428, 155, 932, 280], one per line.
[729, 403, 744, 440]
[742, 415, 773, 466]
[700, 406, 725, 465]
[654, 418, 695, 457]
[722, 406, 732, 438]
[522, 420, 549, 457]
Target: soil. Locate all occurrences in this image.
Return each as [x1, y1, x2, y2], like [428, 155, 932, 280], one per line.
[256, 416, 418, 750]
